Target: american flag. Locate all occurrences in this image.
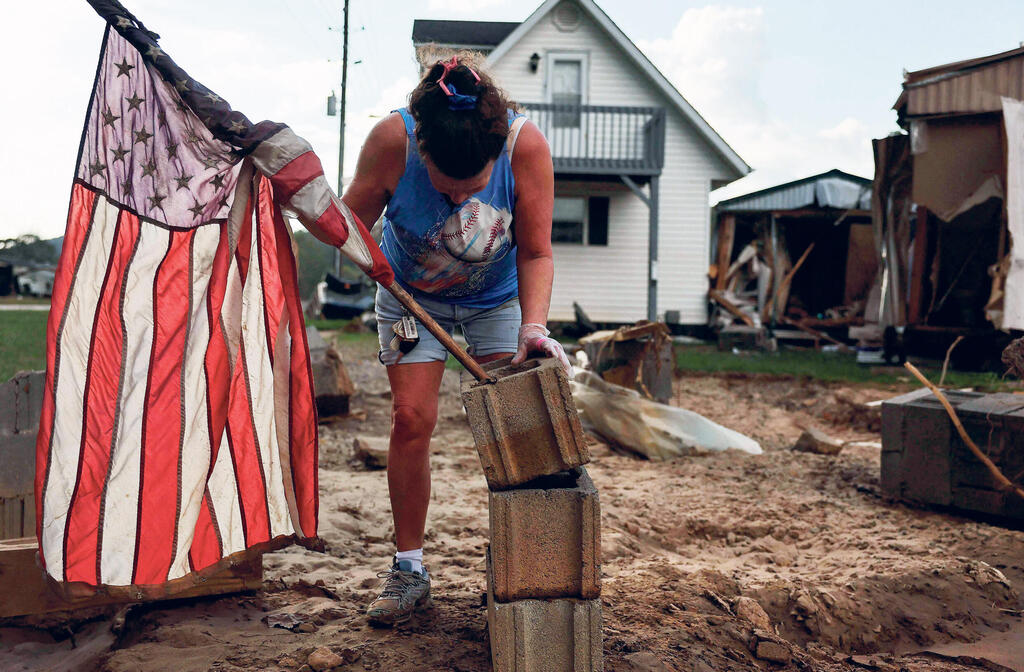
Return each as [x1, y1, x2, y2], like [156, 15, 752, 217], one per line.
[35, 0, 392, 594]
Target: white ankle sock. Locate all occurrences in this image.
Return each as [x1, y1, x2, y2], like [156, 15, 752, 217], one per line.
[395, 548, 424, 574]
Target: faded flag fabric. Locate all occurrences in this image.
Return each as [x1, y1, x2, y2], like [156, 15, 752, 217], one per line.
[36, 1, 392, 596]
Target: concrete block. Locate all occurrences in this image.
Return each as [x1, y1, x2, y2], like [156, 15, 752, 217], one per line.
[487, 551, 602, 672]
[462, 357, 589, 489]
[881, 389, 1024, 520]
[0, 370, 45, 435]
[489, 468, 600, 601]
[305, 327, 355, 418]
[0, 371, 43, 540]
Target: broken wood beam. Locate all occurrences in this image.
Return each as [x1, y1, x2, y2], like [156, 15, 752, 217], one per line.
[709, 289, 755, 327]
[762, 242, 815, 323]
[715, 214, 736, 291]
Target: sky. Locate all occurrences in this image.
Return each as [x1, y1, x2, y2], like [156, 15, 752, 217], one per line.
[4, 0, 1024, 240]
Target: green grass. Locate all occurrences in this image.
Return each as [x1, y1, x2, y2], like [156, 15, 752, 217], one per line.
[0, 310, 49, 381]
[4, 310, 1013, 392]
[674, 344, 1014, 391]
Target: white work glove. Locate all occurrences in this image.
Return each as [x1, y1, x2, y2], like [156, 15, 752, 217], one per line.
[511, 323, 572, 375]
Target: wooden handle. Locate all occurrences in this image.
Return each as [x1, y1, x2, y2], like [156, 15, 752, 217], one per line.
[385, 281, 494, 383]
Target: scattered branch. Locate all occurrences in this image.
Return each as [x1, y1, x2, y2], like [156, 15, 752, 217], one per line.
[938, 335, 965, 386]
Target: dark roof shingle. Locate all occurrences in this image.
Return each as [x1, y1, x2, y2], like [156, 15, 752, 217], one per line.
[412, 20, 520, 48]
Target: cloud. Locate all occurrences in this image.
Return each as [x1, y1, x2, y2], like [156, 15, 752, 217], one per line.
[636, 5, 877, 202]
[637, 6, 766, 125]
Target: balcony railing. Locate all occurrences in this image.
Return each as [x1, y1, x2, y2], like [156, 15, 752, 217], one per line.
[520, 103, 666, 176]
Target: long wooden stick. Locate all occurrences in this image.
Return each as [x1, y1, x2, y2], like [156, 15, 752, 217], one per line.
[386, 281, 494, 383]
[903, 361, 1024, 502]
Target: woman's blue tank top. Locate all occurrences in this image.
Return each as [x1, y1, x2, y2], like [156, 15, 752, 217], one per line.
[380, 108, 523, 309]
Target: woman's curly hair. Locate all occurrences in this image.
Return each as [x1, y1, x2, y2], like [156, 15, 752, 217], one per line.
[408, 51, 518, 179]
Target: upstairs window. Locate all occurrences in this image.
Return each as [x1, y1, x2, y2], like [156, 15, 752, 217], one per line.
[550, 57, 583, 128]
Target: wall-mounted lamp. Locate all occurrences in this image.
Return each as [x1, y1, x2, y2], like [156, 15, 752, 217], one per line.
[529, 52, 540, 73]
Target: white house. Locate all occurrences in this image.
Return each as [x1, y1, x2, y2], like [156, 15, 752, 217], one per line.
[412, 0, 749, 325]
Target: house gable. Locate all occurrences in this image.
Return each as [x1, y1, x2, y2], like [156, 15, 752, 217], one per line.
[486, 0, 749, 180]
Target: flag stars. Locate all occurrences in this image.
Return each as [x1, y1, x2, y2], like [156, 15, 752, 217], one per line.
[114, 58, 134, 77]
[125, 92, 145, 111]
[122, 179, 133, 195]
[133, 127, 153, 145]
[174, 173, 193, 191]
[188, 200, 205, 218]
[115, 16, 134, 29]
[101, 107, 120, 127]
[148, 192, 167, 211]
[217, 195, 230, 210]
[227, 119, 247, 134]
[184, 127, 202, 145]
[204, 91, 223, 104]
[88, 160, 106, 178]
[166, 142, 178, 159]
[141, 159, 158, 178]
[174, 79, 189, 94]
[145, 45, 164, 60]
[210, 173, 227, 190]
[110, 145, 130, 163]
[200, 155, 221, 170]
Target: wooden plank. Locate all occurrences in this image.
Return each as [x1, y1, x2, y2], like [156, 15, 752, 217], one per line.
[715, 214, 736, 291]
[908, 206, 930, 324]
[0, 538, 263, 618]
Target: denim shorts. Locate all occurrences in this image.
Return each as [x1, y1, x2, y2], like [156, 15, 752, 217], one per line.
[375, 285, 521, 366]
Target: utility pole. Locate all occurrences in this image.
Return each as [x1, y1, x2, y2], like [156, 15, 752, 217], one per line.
[337, 0, 349, 197]
[335, 0, 350, 275]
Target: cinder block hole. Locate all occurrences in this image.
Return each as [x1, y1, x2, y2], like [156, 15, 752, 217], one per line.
[507, 468, 582, 491]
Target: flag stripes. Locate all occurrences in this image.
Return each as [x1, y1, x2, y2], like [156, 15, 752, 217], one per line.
[39, 178, 314, 589]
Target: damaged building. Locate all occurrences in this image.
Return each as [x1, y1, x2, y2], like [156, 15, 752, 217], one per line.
[871, 44, 1024, 366]
[709, 169, 875, 346]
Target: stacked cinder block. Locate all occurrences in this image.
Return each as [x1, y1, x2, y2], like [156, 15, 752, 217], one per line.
[0, 371, 44, 540]
[462, 357, 603, 672]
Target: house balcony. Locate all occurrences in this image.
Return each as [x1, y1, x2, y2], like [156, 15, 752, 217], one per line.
[520, 103, 666, 179]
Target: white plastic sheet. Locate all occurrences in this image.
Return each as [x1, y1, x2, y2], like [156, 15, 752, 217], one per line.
[570, 369, 762, 460]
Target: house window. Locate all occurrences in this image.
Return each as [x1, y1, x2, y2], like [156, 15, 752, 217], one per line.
[550, 58, 583, 128]
[552, 196, 585, 243]
[551, 196, 610, 246]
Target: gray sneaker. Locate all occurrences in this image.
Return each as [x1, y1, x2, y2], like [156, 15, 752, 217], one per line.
[365, 560, 432, 626]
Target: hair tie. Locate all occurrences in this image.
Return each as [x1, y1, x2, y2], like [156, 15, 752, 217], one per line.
[437, 56, 480, 111]
[444, 84, 477, 111]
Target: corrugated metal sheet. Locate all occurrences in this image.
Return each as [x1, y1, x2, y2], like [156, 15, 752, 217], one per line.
[716, 169, 872, 213]
[899, 45, 1024, 118]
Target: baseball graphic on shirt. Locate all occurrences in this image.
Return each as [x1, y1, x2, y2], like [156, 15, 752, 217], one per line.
[441, 198, 513, 263]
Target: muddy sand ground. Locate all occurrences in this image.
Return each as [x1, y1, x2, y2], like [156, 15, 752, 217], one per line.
[2, 338, 1023, 672]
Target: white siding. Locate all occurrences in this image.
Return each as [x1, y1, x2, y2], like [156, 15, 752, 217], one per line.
[489, 1, 736, 324]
